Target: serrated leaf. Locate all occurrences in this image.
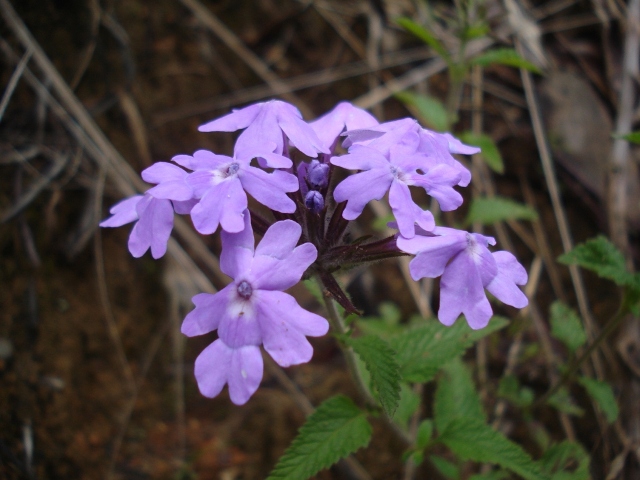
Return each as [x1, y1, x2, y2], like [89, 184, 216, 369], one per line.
[613, 131, 640, 144]
[389, 317, 509, 384]
[549, 302, 586, 353]
[458, 132, 504, 173]
[439, 418, 546, 480]
[416, 420, 433, 449]
[268, 396, 372, 480]
[434, 358, 485, 434]
[392, 383, 420, 430]
[539, 441, 590, 480]
[547, 388, 584, 417]
[558, 236, 634, 286]
[430, 455, 461, 479]
[471, 48, 542, 74]
[465, 196, 538, 226]
[395, 90, 449, 132]
[345, 335, 401, 416]
[578, 376, 619, 424]
[396, 17, 451, 62]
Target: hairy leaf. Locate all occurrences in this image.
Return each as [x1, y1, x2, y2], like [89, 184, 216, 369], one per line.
[465, 196, 538, 226]
[471, 48, 542, 74]
[578, 376, 619, 424]
[439, 418, 545, 480]
[395, 90, 449, 132]
[389, 317, 508, 383]
[268, 396, 372, 480]
[434, 358, 485, 433]
[549, 301, 586, 353]
[346, 335, 401, 416]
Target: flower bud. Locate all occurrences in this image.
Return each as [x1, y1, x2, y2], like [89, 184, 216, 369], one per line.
[304, 190, 324, 213]
[307, 160, 329, 189]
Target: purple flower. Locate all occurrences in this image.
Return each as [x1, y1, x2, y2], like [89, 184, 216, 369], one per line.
[331, 139, 463, 238]
[100, 193, 174, 259]
[172, 150, 299, 235]
[310, 101, 379, 151]
[181, 212, 329, 405]
[141, 162, 193, 201]
[397, 227, 528, 329]
[198, 100, 329, 159]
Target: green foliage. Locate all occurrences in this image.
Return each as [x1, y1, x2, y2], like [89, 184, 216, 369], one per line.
[468, 472, 510, 480]
[389, 316, 509, 383]
[497, 375, 534, 407]
[613, 131, 640, 144]
[471, 48, 542, 74]
[549, 302, 587, 353]
[345, 335, 401, 416]
[356, 302, 403, 339]
[465, 196, 538, 226]
[539, 441, 590, 480]
[434, 358, 485, 433]
[578, 376, 619, 424]
[458, 132, 504, 173]
[396, 17, 451, 63]
[438, 418, 545, 480]
[557, 236, 634, 286]
[392, 383, 421, 430]
[268, 396, 372, 480]
[430, 455, 461, 479]
[395, 90, 449, 132]
[547, 388, 585, 417]
[416, 420, 433, 449]
[302, 279, 325, 306]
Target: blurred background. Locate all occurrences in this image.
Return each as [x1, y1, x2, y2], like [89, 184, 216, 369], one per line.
[1, 0, 639, 478]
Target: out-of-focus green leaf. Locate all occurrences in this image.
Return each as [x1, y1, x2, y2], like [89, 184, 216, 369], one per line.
[471, 48, 542, 74]
[416, 420, 433, 449]
[396, 17, 451, 62]
[497, 375, 534, 407]
[539, 441, 590, 480]
[395, 90, 449, 132]
[613, 131, 640, 144]
[547, 388, 585, 417]
[549, 301, 587, 353]
[393, 383, 421, 430]
[458, 132, 504, 173]
[430, 455, 461, 479]
[578, 376, 619, 424]
[465, 196, 538, 226]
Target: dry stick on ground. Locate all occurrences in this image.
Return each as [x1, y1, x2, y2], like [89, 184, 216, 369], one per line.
[0, 44, 32, 122]
[177, 0, 314, 118]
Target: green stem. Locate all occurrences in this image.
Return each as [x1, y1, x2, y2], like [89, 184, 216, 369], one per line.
[533, 293, 631, 409]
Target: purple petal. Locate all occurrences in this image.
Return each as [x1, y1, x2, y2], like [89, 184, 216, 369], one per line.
[486, 251, 528, 308]
[439, 252, 493, 329]
[252, 243, 317, 291]
[278, 113, 329, 157]
[333, 168, 392, 220]
[172, 198, 198, 215]
[255, 220, 301, 258]
[217, 292, 261, 347]
[194, 340, 263, 405]
[410, 164, 463, 211]
[198, 103, 263, 132]
[190, 179, 247, 235]
[235, 109, 284, 157]
[128, 195, 173, 259]
[100, 195, 143, 227]
[220, 211, 254, 279]
[443, 133, 481, 155]
[310, 102, 378, 150]
[239, 167, 297, 213]
[142, 162, 193, 201]
[388, 181, 435, 238]
[181, 287, 233, 337]
[399, 232, 467, 279]
[331, 145, 389, 171]
[173, 150, 232, 171]
[258, 291, 328, 367]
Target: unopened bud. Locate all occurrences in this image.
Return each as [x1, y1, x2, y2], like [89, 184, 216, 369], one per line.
[307, 160, 329, 189]
[305, 190, 324, 213]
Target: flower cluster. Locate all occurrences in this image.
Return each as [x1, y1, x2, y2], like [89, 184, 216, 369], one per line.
[101, 99, 528, 404]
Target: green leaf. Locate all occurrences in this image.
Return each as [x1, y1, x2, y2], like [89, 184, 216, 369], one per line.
[578, 376, 619, 424]
[396, 17, 451, 62]
[434, 358, 485, 434]
[416, 420, 433, 449]
[458, 132, 504, 173]
[356, 302, 404, 339]
[558, 236, 634, 286]
[549, 302, 586, 353]
[395, 90, 449, 132]
[497, 375, 534, 407]
[345, 335, 401, 416]
[372, 212, 395, 231]
[390, 317, 509, 384]
[464, 196, 538, 226]
[268, 396, 372, 480]
[471, 48, 542, 74]
[430, 455, 461, 479]
[613, 131, 640, 144]
[392, 383, 421, 430]
[547, 388, 585, 417]
[539, 441, 590, 480]
[439, 418, 545, 480]
[302, 279, 325, 306]
[469, 472, 510, 480]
